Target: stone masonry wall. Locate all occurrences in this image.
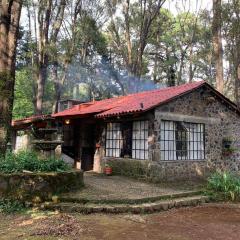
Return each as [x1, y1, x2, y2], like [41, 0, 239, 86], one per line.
[150, 86, 240, 181]
[0, 170, 84, 202]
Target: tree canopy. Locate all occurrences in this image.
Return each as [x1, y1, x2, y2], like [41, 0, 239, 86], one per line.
[9, 0, 240, 119]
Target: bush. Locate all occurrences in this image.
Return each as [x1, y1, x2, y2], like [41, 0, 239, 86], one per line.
[207, 171, 240, 201]
[0, 199, 26, 214]
[0, 150, 71, 173]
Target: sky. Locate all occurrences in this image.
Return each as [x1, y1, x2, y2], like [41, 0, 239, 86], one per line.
[163, 0, 212, 15]
[20, 0, 213, 26]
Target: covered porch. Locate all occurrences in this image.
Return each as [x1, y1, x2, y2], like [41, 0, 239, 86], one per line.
[61, 116, 104, 172]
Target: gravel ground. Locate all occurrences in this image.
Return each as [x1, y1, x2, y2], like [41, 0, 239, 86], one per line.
[61, 172, 203, 200]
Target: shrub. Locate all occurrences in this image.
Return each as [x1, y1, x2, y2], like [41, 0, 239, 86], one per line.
[0, 150, 71, 173]
[207, 171, 240, 201]
[0, 199, 26, 214]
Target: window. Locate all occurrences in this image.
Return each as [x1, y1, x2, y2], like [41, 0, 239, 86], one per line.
[105, 121, 149, 159]
[160, 120, 205, 160]
[121, 122, 132, 158]
[105, 123, 122, 157]
[132, 121, 149, 160]
[175, 122, 188, 159]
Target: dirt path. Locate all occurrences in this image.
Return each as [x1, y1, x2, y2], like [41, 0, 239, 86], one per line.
[0, 205, 240, 240]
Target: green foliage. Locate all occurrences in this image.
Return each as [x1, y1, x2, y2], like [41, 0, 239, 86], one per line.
[13, 69, 34, 119]
[0, 199, 26, 214]
[13, 68, 55, 118]
[148, 8, 214, 86]
[207, 171, 240, 201]
[0, 150, 71, 173]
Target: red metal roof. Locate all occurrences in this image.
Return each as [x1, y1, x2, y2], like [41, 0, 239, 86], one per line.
[52, 81, 206, 118]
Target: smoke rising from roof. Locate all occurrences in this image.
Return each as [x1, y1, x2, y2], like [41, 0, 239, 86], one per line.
[64, 58, 165, 101]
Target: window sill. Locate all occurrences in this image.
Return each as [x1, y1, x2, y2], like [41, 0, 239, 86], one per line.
[158, 159, 206, 163]
[104, 156, 148, 161]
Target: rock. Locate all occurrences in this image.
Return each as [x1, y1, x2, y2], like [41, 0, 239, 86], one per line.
[123, 215, 146, 223]
[52, 195, 59, 203]
[32, 196, 42, 203]
[161, 202, 169, 211]
[22, 170, 33, 173]
[0, 179, 8, 193]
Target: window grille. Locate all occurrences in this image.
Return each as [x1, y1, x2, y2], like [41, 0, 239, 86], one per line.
[120, 122, 133, 158]
[160, 120, 205, 160]
[105, 123, 122, 157]
[176, 122, 188, 159]
[105, 121, 149, 160]
[132, 121, 149, 160]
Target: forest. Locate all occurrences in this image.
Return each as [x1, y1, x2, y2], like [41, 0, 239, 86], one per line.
[0, 0, 239, 154]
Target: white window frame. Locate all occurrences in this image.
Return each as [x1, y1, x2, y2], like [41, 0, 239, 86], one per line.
[160, 120, 205, 161]
[105, 120, 149, 160]
[132, 120, 149, 160]
[105, 122, 122, 157]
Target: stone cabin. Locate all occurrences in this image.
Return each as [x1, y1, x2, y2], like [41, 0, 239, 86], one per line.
[13, 81, 240, 182]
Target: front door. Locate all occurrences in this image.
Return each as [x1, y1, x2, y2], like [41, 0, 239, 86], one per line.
[81, 124, 95, 171]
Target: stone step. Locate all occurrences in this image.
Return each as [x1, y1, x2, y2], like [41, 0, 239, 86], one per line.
[59, 190, 203, 205]
[43, 195, 209, 214]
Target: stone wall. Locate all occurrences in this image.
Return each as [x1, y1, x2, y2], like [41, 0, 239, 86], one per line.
[105, 158, 207, 182]
[0, 170, 84, 202]
[105, 157, 149, 179]
[151, 86, 240, 181]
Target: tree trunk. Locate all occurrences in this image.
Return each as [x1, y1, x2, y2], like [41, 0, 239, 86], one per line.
[108, 0, 166, 91]
[0, 0, 22, 155]
[52, 62, 61, 113]
[177, 50, 185, 85]
[234, 63, 240, 108]
[233, 0, 240, 108]
[36, 62, 48, 114]
[212, 0, 224, 93]
[35, 0, 52, 115]
[123, 0, 132, 71]
[189, 44, 194, 83]
[233, 40, 240, 108]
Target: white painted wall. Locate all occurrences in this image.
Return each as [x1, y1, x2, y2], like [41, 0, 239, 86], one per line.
[15, 134, 30, 152]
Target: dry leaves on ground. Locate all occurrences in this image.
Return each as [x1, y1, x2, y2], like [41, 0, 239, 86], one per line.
[31, 214, 85, 238]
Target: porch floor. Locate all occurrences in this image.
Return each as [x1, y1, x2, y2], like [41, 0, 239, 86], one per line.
[60, 172, 204, 201]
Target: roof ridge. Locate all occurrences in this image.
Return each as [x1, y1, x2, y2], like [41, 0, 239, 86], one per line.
[123, 80, 206, 97]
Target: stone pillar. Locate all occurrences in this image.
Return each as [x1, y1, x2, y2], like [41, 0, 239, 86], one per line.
[93, 148, 101, 173]
[76, 160, 81, 170]
[11, 130, 17, 151]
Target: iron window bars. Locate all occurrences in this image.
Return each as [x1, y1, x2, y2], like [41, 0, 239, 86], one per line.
[132, 121, 149, 160]
[160, 120, 205, 161]
[105, 122, 122, 157]
[105, 121, 149, 160]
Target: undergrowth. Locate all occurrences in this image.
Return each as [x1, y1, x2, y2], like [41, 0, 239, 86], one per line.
[207, 171, 240, 201]
[0, 150, 71, 173]
[0, 199, 26, 214]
